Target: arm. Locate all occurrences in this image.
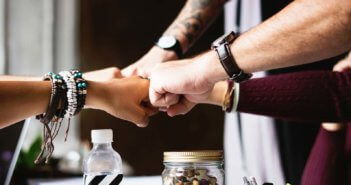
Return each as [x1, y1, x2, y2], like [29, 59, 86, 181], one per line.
[149, 0, 351, 109]
[202, 0, 351, 82]
[0, 76, 155, 129]
[236, 71, 351, 122]
[301, 127, 347, 185]
[204, 71, 351, 122]
[162, 0, 227, 52]
[0, 81, 51, 127]
[122, 0, 228, 77]
[0, 75, 41, 81]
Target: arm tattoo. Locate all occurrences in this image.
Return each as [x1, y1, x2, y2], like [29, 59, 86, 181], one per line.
[164, 0, 228, 51]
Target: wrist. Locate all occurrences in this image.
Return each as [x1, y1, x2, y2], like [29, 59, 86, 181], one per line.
[85, 80, 108, 110]
[197, 50, 228, 84]
[150, 46, 179, 61]
[205, 81, 227, 106]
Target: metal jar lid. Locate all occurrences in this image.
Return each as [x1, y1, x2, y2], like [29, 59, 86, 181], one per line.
[163, 150, 224, 163]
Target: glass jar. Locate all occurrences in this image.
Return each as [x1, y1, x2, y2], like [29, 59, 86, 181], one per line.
[162, 151, 224, 185]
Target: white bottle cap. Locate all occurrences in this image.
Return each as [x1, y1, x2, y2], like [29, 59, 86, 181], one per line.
[91, 129, 113, 143]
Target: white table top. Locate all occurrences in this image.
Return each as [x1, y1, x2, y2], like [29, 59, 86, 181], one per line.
[29, 176, 162, 185]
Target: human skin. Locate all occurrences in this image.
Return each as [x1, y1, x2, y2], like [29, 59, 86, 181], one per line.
[0, 69, 156, 129]
[149, 0, 351, 115]
[161, 53, 351, 124]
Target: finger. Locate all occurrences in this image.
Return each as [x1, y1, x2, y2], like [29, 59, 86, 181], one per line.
[333, 59, 349, 72]
[124, 104, 150, 127]
[159, 107, 168, 112]
[121, 65, 137, 77]
[137, 69, 150, 78]
[165, 93, 180, 106]
[167, 98, 196, 117]
[141, 101, 159, 116]
[149, 87, 165, 106]
[151, 93, 179, 107]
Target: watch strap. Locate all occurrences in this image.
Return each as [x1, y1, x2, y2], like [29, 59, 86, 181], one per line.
[215, 43, 252, 82]
[171, 39, 183, 59]
[156, 37, 183, 59]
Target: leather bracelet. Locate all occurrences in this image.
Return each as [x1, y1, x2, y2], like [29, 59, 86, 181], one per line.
[36, 73, 64, 124]
[223, 80, 235, 112]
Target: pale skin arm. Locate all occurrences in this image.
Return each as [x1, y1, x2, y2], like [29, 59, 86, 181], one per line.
[149, 0, 351, 112]
[122, 0, 228, 77]
[0, 75, 156, 129]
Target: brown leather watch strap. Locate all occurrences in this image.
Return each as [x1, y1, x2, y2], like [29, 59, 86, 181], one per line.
[212, 31, 252, 83]
[215, 43, 252, 82]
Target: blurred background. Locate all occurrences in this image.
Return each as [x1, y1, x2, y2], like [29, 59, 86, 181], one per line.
[0, 0, 225, 183]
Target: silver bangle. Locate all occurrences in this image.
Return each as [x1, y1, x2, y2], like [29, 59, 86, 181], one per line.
[232, 82, 240, 112]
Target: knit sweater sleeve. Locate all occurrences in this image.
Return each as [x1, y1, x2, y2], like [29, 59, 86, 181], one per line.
[237, 71, 351, 122]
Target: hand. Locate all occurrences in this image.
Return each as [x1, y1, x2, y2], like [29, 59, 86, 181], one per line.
[149, 51, 227, 116]
[321, 51, 351, 131]
[86, 76, 158, 127]
[164, 81, 229, 116]
[121, 47, 178, 77]
[84, 67, 122, 81]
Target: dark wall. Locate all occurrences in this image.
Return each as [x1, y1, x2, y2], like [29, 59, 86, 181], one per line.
[80, 0, 225, 175]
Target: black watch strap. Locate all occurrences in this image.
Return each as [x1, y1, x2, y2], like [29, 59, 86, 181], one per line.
[156, 36, 183, 58]
[169, 39, 183, 59]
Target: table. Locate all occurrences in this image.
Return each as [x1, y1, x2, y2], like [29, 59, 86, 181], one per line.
[29, 176, 162, 185]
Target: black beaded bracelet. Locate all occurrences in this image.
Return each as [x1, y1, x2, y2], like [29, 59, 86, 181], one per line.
[70, 70, 87, 116]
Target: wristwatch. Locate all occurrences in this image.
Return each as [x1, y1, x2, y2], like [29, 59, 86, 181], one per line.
[211, 31, 252, 83]
[156, 35, 183, 58]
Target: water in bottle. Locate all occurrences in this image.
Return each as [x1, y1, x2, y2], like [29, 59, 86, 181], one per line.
[83, 129, 123, 185]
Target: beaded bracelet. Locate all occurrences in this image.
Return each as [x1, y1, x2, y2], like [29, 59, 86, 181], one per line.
[35, 72, 67, 163]
[70, 70, 87, 116]
[35, 70, 87, 164]
[60, 70, 78, 118]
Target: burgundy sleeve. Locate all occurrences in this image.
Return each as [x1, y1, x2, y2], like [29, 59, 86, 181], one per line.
[301, 126, 347, 185]
[237, 71, 351, 122]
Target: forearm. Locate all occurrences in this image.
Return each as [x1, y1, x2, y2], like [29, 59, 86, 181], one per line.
[232, 0, 351, 73]
[163, 0, 228, 52]
[0, 79, 107, 128]
[0, 75, 41, 81]
[237, 71, 351, 122]
[0, 81, 51, 128]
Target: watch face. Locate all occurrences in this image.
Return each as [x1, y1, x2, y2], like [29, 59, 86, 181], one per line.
[158, 36, 176, 49]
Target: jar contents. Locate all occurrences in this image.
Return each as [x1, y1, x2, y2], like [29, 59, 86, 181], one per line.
[163, 168, 218, 185]
[162, 151, 224, 185]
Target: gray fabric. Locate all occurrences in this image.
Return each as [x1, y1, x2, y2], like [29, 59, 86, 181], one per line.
[224, 0, 285, 184]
